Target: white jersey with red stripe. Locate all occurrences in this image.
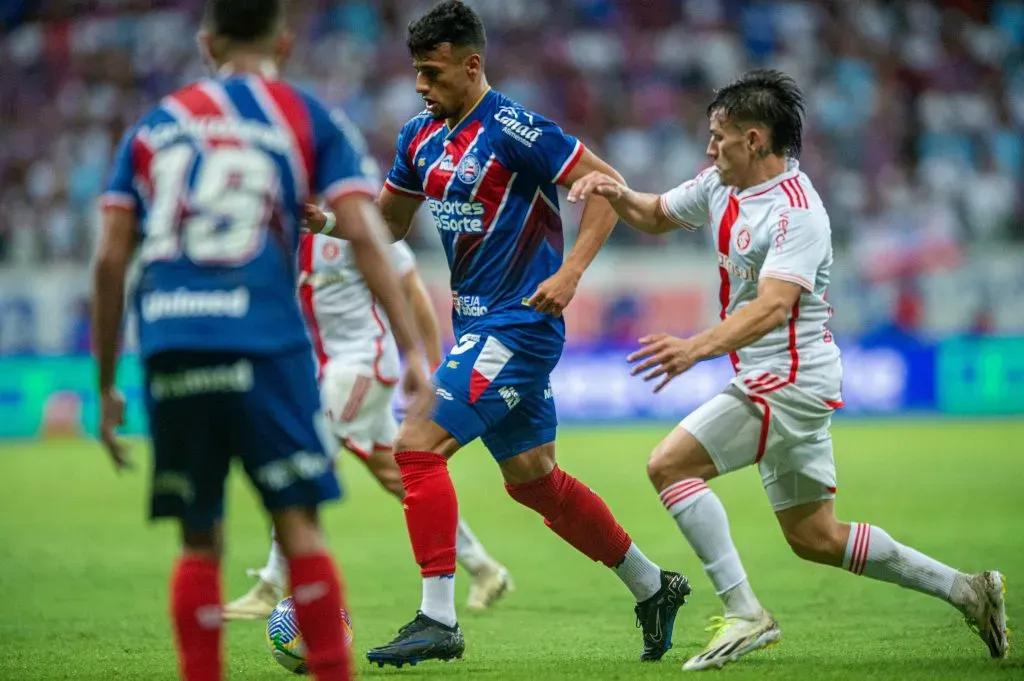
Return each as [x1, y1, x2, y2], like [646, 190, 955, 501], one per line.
[298, 234, 416, 383]
[660, 160, 843, 409]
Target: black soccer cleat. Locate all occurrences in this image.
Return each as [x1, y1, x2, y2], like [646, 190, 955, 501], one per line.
[634, 570, 691, 661]
[366, 611, 465, 668]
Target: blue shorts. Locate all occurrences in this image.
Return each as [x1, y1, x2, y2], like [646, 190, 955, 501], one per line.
[432, 325, 562, 461]
[144, 349, 340, 531]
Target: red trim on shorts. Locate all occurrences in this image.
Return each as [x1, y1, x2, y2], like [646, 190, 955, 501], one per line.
[748, 394, 772, 463]
[824, 399, 845, 409]
[826, 485, 837, 494]
[787, 300, 800, 384]
[717, 195, 741, 373]
[343, 437, 371, 461]
[373, 442, 393, 453]
[369, 300, 399, 386]
[340, 375, 373, 423]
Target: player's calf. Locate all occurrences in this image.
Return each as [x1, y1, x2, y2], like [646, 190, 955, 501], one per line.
[272, 508, 352, 681]
[172, 522, 226, 681]
[363, 448, 406, 499]
[503, 450, 689, 660]
[775, 503, 847, 566]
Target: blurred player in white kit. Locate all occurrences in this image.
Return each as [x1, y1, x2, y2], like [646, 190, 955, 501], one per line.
[569, 69, 1007, 671]
[224, 205, 511, 620]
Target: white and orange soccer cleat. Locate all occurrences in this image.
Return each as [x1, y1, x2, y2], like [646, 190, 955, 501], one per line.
[682, 610, 781, 671]
[466, 562, 514, 611]
[223, 573, 284, 621]
[955, 571, 1009, 658]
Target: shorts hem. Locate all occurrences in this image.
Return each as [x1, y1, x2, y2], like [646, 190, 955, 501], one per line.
[766, 491, 836, 513]
[431, 411, 478, 448]
[485, 427, 557, 462]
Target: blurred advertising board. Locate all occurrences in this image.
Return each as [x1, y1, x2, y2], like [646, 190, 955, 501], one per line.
[0, 336, 1020, 440]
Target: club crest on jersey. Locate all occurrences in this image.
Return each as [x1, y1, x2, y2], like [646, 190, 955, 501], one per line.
[456, 153, 482, 184]
[321, 240, 341, 262]
[735, 227, 752, 254]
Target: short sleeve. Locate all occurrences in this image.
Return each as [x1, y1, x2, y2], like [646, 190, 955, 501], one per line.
[309, 100, 377, 203]
[494, 107, 584, 184]
[388, 240, 417, 277]
[759, 211, 829, 292]
[658, 167, 717, 231]
[100, 128, 143, 215]
[384, 123, 426, 198]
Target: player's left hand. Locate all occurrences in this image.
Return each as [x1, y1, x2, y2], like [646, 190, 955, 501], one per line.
[627, 334, 700, 393]
[527, 269, 580, 317]
[99, 388, 133, 473]
[302, 203, 328, 233]
[401, 361, 435, 422]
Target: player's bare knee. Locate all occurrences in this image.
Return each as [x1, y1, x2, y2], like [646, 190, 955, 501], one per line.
[394, 418, 458, 457]
[271, 507, 324, 558]
[647, 428, 716, 491]
[368, 454, 406, 498]
[499, 444, 556, 486]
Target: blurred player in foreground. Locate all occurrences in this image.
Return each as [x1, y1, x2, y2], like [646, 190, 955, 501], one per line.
[91, 1, 431, 679]
[365, 0, 690, 668]
[569, 68, 1008, 671]
[224, 205, 511, 620]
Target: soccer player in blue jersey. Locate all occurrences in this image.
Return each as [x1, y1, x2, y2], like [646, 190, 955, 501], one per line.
[366, 0, 690, 667]
[91, 1, 432, 679]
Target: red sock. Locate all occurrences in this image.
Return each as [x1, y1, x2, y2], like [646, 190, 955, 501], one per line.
[288, 553, 351, 681]
[395, 451, 458, 577]
[506, 466, 632, 567]
[170, 555, 223, 681]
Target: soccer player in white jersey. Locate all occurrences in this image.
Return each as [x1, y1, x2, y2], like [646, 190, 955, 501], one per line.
[568, 69, 1008, 671]
[224, 207, 511, 620]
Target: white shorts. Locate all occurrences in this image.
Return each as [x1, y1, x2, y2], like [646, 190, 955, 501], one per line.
[680, 381, 837, 512]
[319, 358, 398, 460]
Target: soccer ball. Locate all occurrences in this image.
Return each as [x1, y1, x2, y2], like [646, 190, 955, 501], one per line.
[266, 596, 353, 674]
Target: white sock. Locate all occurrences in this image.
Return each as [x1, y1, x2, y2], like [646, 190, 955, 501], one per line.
[660, 478, 762, 619]
[844, 523, 960, 602]
[258, 528, 288, 589]
[612, 543, 663, 602]
[421, 575, 457, 627]
[455, 518, 494, 575]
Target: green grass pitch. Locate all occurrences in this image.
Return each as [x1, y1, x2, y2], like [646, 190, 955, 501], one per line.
[1, 421, 1023, 680]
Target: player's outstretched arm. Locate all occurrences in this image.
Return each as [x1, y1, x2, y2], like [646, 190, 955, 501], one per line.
[628, 278, 802, 392]
[568, 171, 679, 234]
[378, 186, 423, 242]
[328, 194, 434, 418]
[402, 267, 444, 371]
[91, 207, 138, 471]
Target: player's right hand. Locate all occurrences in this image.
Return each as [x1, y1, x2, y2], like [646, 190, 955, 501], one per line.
[567, 171, 627, 204]
[401, 361, 435, 422]
[99, 388, 132, 473]
[302, 203, 328, 233]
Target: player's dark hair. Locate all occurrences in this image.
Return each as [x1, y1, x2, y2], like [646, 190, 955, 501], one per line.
[407, 1, 486, 58]
[707, 69, 804, 158]
[203, 0, 282, 43]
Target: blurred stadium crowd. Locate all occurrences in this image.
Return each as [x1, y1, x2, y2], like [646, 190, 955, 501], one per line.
[1, 0, 1022, 272]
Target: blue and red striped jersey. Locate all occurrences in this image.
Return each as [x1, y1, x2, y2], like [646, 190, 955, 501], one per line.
[101, 75, 375, 359]
[384, 89, 584, 340]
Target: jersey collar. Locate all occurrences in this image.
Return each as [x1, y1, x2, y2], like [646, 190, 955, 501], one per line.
[735, 158, 801, 198]
[217, 61, 279, 80]
[446, 87, 493, 138]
